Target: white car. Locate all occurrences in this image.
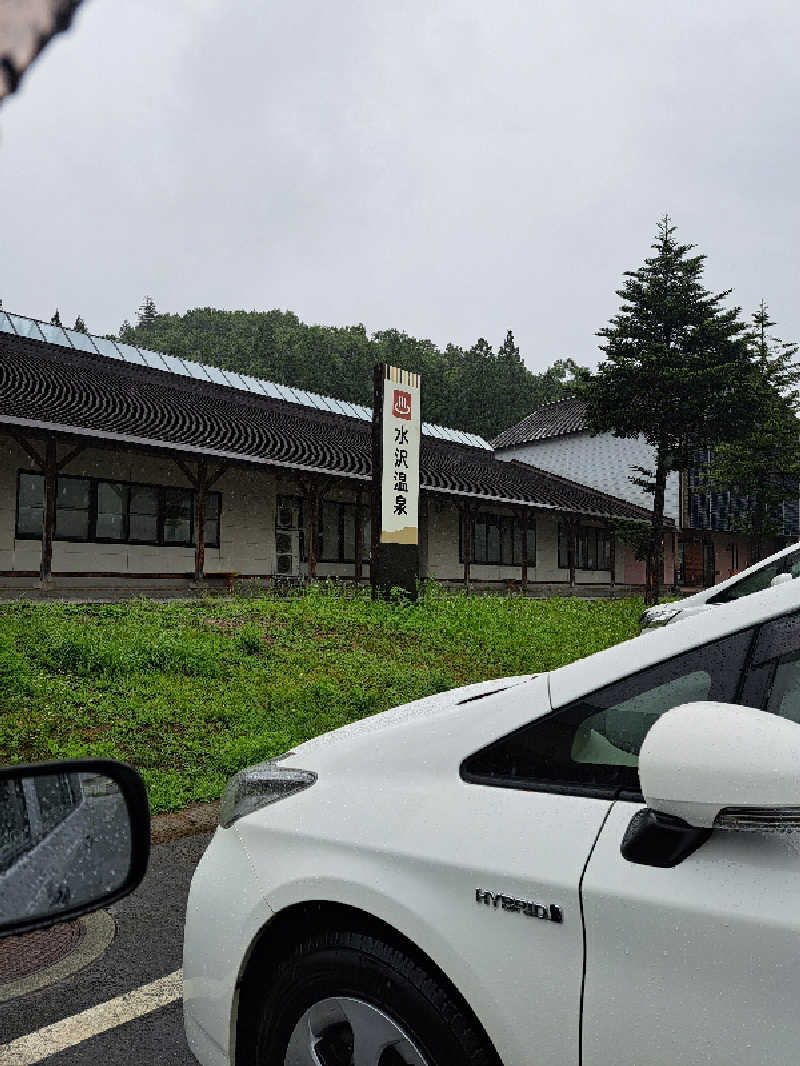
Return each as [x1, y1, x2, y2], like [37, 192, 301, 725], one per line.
[183, 577, 800, 1066]
[640, 540, 800, 630]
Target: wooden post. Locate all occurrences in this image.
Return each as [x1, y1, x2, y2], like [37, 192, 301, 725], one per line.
[520, 509, 529, 595]
[41, 438, 57, 583]
[608, 522, 616, 599]
[354, 490, 363, 585]
[175, 457, 229, 584]
[568, 518, 577, 589]
[307, 482, 319, 581]
[6, 433, 84, 584]
[462, 502, 472, 590]
[194, 458, 208, 583]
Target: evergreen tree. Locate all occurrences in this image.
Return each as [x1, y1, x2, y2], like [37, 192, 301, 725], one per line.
[582, 216, 754, 604]
[707, 302, 800, 561]
[73, 316, 87, 333]
[137, 296, 158, 329]
[50, 308, 62, 327]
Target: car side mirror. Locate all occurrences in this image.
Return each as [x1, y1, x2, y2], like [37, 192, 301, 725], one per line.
[640, 701, 800, 830]
[0, 759, 150, 938]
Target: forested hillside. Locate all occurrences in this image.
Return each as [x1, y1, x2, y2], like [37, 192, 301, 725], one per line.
[118, 302, 585, 441]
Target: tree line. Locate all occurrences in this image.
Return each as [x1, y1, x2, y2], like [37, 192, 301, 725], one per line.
[114, 299, 584, 443]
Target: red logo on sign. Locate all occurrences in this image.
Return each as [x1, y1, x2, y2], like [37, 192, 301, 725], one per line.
[393, 389, 412, 420]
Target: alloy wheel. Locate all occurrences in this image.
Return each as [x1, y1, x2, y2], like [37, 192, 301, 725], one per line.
[284, 995, 430, 1066]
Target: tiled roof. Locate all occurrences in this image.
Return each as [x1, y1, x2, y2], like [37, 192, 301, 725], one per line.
[491, 397, 588, 449]
[0, 309, 490, 449]
[0, 332, 664, 523]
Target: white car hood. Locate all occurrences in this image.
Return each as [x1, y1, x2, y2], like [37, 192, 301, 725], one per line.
[288, 675, 536, 767]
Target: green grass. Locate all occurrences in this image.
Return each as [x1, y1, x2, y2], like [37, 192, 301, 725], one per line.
[0, 585, 644, 812]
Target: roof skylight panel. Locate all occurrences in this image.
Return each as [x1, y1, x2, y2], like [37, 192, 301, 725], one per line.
[0, 311, 17, 335]
[274, 384, 301, 403]
[113, 341, 148, 366]
[38, 322, 70, 346]
[141, 349, 177, 372]
[204, 364, 234, 387]
[181, 358, 213, 382]
[259, 379, 285, 400]
[91, 336, 124, 360]
[63, 329, 98, 353]
[239, 374, 269, 395]
[8, 315, 45, 341]
[223, 371, 251, 392]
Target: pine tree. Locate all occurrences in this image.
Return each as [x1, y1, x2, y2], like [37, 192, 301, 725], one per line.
[583, 216, 754, 604]
[73, 316, 88, 333]
[137, 296, 158, 329]
[50, 308, 62, 327]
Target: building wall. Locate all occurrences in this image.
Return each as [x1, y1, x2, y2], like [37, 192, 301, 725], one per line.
[497, 432, 680, 523]
[425, 500, 626, 585]
[0, 439, 276, 576]
[0, 438, 640, 593]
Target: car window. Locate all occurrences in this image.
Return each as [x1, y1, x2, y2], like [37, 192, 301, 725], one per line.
[462, 629, 754, 798]
[738, 609, 800, 723]
[709, 550, 800, 605]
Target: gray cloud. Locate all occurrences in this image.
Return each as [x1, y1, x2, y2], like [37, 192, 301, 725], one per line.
[1, 0, 799, 372]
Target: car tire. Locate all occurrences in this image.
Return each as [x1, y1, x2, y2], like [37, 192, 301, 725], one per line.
[246, 928, 500, 1066]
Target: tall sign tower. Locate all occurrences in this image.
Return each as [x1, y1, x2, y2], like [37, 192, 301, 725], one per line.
[371, 364, 422, 600]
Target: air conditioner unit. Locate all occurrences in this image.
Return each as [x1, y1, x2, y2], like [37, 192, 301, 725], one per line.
[276, 502, 300, 531]
[275, 530, 300, 577]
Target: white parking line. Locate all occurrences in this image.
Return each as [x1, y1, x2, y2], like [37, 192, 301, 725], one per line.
[0, 969, 183, 1065]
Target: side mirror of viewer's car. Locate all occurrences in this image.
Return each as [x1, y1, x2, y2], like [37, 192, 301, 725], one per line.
[640, 701, 800, 830]
[0, 759, 150, 938]
[623, 702, 800, 868]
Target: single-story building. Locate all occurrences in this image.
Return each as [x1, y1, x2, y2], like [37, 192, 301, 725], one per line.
[0, 310, 670, 600]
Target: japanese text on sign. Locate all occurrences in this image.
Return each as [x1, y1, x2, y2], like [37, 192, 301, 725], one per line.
[380, 367, 421, 544]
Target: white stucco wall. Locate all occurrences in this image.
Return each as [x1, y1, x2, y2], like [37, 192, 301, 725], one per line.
[496, 431, 680, 523]
[0, 439, 276, 576]
[0, 437, 633, 587]
[424, 500, 625, 584]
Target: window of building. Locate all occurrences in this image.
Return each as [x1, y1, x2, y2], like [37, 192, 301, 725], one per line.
[15, 474, 220, 548]
[558, 522, 611, 571]
[318, 500, 370, 562]
[163, 487, 193, 545]
[16, 473, 44, 537]
[129, 485, 159, 543]
[55, 478, 90, 540]
[459, 512, 536, 566]
[96, 482, 128, 541]
[462, 627, 753, 799]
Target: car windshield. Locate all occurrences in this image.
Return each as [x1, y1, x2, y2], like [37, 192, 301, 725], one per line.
[710, 551, 800, 604]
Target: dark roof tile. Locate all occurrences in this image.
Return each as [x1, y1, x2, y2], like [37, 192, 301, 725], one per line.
[0, 334, 664, 524]
[491, 397, 588, 448]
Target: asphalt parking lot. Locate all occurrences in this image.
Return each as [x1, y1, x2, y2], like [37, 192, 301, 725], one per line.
[0, 830, 213, 1066]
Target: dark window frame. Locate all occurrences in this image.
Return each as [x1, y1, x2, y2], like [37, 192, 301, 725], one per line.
[15, 470, 221, 549]
[317, 499, 370, 564]
[458, 511, 536, 567]
[558, 521, 611, 571]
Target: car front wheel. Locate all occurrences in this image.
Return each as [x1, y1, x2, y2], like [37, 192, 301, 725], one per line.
[245, 928, 499, 1066]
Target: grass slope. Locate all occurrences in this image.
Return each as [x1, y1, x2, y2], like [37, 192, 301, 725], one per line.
[0, 587, 643, 812]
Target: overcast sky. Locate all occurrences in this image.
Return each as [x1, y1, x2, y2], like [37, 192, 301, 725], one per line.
[1, 0, 798, 373]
